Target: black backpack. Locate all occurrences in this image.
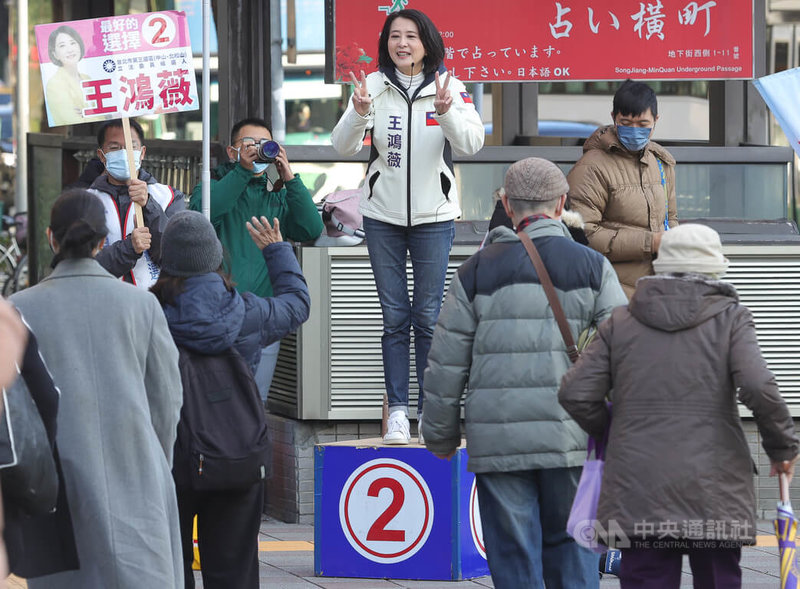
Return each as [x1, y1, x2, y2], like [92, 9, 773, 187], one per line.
[173, 346, 271, 491]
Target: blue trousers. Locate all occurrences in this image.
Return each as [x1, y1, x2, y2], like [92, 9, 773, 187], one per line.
[476, 468, 599, 589]
[363, 216, 454, 415]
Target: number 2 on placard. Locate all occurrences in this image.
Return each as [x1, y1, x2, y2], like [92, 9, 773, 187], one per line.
[150, 17, 168, 44]
[366, 477, 405, 542]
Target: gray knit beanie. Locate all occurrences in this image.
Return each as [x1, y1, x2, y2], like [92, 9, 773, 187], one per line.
[504, 157, 569, 202]
[160, 210, 223, 277]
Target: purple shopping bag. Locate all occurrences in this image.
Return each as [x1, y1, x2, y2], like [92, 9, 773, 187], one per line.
[567, 435, 607, 554]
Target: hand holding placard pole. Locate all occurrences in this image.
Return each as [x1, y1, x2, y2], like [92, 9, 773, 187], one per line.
[121, 118, 145, 228]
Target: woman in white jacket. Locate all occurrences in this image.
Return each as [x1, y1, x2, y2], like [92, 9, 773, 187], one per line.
[331, 8, 484, 445]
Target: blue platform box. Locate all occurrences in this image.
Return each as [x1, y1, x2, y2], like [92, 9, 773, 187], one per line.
[314, 438, 489, 580]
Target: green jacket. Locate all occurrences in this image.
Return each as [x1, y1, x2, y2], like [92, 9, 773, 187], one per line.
[190, 162, 323, 297]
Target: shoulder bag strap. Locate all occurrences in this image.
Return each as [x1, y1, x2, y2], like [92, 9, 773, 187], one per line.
[655, 156, 669, 232]
[517, 230, 579, 363]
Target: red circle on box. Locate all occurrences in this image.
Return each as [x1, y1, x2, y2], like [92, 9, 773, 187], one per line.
[469, 479, 486, 558]
[342, 461, 432, 559]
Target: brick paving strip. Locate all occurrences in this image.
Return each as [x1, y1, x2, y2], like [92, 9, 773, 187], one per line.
[258, 540, 314, 551]
[756, 535, 778, 547]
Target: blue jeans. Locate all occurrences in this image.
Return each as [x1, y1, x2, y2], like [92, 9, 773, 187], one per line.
[476, 468, 599, 589]
[363, 217, 455, 415]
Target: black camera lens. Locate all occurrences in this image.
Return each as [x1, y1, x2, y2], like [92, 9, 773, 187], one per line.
[255, 140, 280, 163]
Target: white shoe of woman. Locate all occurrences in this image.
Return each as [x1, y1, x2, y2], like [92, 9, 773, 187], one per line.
[383, 410, 410, 445]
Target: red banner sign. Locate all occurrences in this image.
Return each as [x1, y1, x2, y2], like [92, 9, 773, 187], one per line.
[329, 0, 753, 83]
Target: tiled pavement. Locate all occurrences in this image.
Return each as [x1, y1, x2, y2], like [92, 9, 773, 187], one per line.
[214, 517, 782, 588]
[7, 518, 786, 588]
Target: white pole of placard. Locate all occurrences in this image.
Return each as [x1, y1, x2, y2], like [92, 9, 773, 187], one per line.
[121, 118, 144, 227]
[201, 0, 211, 220]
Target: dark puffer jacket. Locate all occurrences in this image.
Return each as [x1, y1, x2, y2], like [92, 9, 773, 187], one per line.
[559, 274, 799, 544]
[160, 242, 310, 373]
[92, 169, 186, 284]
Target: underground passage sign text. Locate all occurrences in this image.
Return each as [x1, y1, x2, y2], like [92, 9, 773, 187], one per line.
[327, 0, 753, 82]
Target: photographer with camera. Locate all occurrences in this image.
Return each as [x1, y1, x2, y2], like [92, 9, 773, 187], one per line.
[189, 118, 322, 401]
[90, 118, 187, 289]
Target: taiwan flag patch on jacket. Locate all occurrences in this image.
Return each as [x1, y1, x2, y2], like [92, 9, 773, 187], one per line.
[426, 111, 439, 126]
[460, 91, 473, 104]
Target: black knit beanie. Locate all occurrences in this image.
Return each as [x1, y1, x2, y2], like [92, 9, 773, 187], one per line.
[160, 210, 223, 277]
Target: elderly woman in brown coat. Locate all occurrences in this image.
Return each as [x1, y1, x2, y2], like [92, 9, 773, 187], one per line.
[559, 223, 798, 589]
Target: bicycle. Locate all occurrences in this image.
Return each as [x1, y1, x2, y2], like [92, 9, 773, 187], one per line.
[3, 253, 27, 297]
[0, 213, 27, 297]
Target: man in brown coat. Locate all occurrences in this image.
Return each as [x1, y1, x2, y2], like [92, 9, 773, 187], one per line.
[567, 80, 678, 299]
[559, 223, 798, 588]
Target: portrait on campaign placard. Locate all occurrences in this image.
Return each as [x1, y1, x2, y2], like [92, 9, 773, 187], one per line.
[44, 25, 94, 126]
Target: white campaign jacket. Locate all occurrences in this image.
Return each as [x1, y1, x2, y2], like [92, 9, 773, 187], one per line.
[331, 68, 484, 227]
[90, 183, 175, 289]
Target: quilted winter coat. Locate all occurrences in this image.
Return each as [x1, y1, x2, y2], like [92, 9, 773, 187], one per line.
[422, 219, 627, 473]
[567, 125, 678, 298]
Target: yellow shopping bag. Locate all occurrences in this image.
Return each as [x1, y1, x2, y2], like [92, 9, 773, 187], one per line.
[192, 516, 201, 570]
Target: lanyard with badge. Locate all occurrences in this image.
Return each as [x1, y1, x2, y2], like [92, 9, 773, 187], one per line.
[656, 158, 670, 232]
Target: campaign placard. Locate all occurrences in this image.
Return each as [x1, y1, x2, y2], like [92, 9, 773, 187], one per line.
[328, 0, 754, 82]
[35, 11, 199, 127]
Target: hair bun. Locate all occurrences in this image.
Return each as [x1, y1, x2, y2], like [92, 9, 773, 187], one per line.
[59, 219, 101, 250]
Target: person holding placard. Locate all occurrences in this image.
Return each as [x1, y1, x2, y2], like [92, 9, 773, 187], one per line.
[90, 119, 186, 289]
[331, 8, 484, 445]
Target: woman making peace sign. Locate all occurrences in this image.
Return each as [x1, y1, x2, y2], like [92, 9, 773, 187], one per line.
[332, 9, 484, 445]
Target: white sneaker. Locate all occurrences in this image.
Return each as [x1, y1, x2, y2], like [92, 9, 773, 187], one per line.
[417, 412, 425, 445]
[383, 410, 410, 445]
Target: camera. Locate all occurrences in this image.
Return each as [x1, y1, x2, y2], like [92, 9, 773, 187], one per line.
[255, 140, 280, 163]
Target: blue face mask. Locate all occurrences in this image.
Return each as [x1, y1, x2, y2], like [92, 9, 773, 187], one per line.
[616, 125, 652, 152]
[233, 147, 269, 175]
[103, 149, 141, 181]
